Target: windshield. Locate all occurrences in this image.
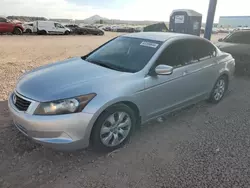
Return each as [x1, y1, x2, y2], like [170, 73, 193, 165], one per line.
[223, 31, 250, 44]
[85, 37, 162, 73]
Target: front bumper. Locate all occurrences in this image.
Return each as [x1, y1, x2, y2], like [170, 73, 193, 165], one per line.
[8, 93, 95, 151]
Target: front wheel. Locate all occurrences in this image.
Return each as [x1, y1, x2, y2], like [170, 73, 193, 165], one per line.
[209, 75, 228, 103]
[25, 29, 32, 34]
[91, 104, 136, 151]
[13, 27, 23, 35]
[64, 31, 70, 35]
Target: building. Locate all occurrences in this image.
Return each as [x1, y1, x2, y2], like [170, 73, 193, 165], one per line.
[219, 16, 250, 28]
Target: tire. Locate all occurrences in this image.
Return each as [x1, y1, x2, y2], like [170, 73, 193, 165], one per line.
[64, 31, 70, 35]
[40, 30, 47, 35]
[91, 104, 136, 152]
[13, 27, 23, 35]
[25, 29, 32, 34]
[209, 75, 228, 103]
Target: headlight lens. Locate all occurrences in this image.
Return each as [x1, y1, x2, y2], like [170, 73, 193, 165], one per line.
[34, 93, 96, 115]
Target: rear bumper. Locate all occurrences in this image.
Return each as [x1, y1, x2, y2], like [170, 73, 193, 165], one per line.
[8, 93, 95, 151]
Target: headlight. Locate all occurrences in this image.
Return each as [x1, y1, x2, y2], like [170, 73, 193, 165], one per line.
[34, 93, 96, 115]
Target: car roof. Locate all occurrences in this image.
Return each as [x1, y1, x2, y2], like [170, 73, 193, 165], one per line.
[234, 29, 250, 33]
[123, 32, 200, 42]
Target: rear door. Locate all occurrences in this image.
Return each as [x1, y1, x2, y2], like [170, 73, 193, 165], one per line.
[184, 39, 218, 97]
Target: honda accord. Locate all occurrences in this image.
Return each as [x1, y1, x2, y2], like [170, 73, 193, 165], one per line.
[8, 32, 235, 151]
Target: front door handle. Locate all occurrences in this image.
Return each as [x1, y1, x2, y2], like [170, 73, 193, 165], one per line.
[182, 70, 188, 76]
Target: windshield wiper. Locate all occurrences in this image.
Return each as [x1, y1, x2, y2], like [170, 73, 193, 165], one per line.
[86, 59, 134, 73]
[88, 59, 116, 70]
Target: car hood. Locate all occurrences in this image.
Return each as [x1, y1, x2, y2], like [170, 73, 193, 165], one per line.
[16, 57, 131, 102]
[216, 42, 250, 55]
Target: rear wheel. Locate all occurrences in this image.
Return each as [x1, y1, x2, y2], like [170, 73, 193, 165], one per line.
[91, 104, 136, 151]
[13, 27, 22, 35]
[209, 75, 228, 103]
[38, 30, 47, 35]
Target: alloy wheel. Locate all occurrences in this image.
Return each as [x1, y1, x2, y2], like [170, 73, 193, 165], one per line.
[100, 112, 132, 147]
[213, 79, 225, 101]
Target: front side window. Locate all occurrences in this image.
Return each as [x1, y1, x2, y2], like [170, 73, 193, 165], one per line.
[224, 31, 250, 44]
[156, 39, 216, 68]
[85, 37, 162, 73]
[54, 23, 64, 28]
[156, 40, 193, 68]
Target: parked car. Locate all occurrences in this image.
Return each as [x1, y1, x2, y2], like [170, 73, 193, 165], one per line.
[22, 22, 34, 34]
[216, 30, 250, 75]
[116, 27, 135, 33]
[33, 21, 70, 35]
[8, 32, 235, 151]
[102, 26, 111, 31]
[0, 17, 24, 35]
[65, 24, 104, 35]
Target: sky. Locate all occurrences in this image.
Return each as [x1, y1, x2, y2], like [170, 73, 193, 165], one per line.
[1, 0, 250, 22]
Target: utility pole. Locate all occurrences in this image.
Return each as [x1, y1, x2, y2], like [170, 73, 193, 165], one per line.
[204, 0, 218, 40]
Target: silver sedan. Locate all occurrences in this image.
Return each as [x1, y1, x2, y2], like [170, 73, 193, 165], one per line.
[8, 32, 235, 151]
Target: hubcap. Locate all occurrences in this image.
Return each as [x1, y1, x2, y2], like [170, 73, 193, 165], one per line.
[213, 79, 225, 101]
[100, 112, 132, 147]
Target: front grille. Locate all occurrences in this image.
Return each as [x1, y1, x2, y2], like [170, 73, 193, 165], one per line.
[13, 94, 31, 111]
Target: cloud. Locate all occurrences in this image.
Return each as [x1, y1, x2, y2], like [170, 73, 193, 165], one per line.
[0, 0, 114, 19]
[1, 0, 250, 21]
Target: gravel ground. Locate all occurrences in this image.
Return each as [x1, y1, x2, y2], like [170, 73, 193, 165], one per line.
[2, 33, 249, 188]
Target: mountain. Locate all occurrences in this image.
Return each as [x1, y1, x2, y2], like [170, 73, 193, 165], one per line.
[81, 15, 165, 25]
[83, 15, 108, 24]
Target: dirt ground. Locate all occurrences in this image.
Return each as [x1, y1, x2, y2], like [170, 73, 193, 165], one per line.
[3, 32, 250, 188]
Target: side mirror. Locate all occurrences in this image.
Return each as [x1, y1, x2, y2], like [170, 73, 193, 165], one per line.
[155, 64, 173, 75]
[218, 38, 223, 42]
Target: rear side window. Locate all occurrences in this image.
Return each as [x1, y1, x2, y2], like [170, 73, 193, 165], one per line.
[191, 40, 217, 61]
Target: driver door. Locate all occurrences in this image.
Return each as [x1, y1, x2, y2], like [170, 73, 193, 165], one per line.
[142, 39, 202, 120]
[54, 23, 65, 34]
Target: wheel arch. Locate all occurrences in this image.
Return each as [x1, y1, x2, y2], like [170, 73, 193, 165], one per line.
[26, 28, 32, 33]
[92, 100, 141, 127]
[14, 26, 23, 31]
[13, 26, 23, 34]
